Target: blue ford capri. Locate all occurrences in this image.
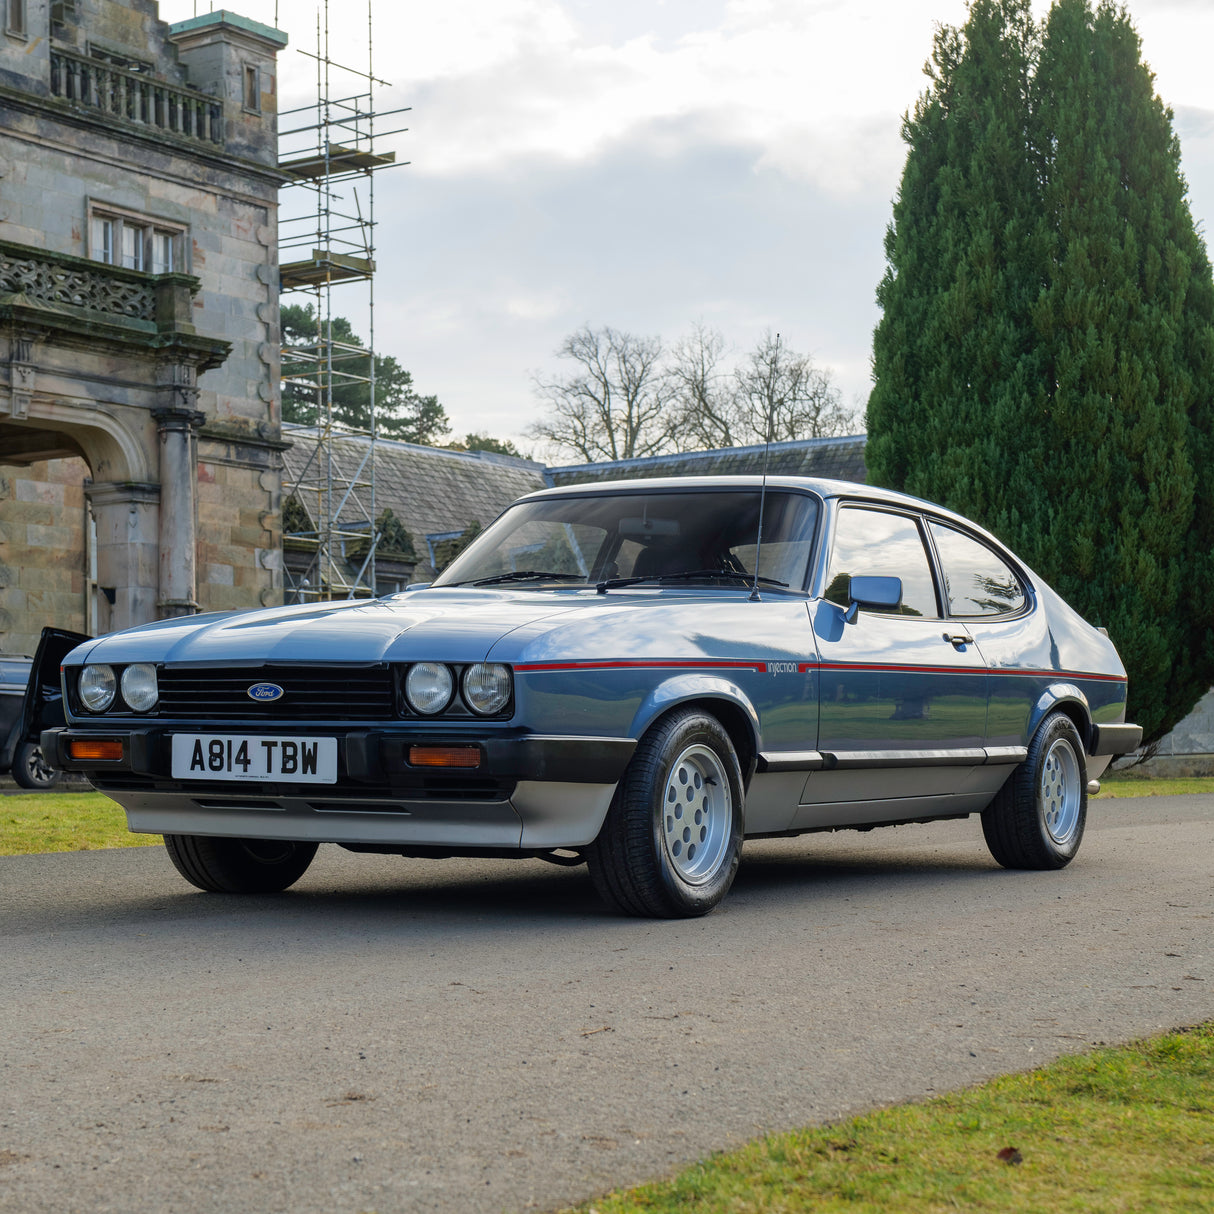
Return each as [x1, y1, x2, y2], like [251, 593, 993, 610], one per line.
[44, 477, 1141, 917]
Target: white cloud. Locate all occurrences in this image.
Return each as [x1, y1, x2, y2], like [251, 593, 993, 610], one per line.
[165, 0, 967, 194]
[157, 0, 1214, 443]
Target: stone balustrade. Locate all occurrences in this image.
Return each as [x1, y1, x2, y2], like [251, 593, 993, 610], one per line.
[49, 49, 223, 146]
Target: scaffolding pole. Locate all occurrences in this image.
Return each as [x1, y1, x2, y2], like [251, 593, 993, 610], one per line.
[277, 0, 409, 603]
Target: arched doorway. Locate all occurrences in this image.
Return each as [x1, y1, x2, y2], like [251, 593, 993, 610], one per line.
[2, 276, 227, 652]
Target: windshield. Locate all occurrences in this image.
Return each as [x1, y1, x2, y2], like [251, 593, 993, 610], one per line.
[433, 489, 820, 591]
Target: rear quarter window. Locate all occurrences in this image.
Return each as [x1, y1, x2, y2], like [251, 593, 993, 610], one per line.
[928, 521, 1026, 616]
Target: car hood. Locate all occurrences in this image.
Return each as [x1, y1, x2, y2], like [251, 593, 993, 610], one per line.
[64, 591, 589, 667]
[66, 586, 814, 673]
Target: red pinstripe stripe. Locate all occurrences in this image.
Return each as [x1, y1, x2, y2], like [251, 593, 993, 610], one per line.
[514, 659, 768, 673]
[515, 659, 1125, 683]
[805, 662, 1125, 682]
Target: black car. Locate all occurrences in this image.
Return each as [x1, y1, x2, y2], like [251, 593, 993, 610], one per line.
[2, 629, 88, 789]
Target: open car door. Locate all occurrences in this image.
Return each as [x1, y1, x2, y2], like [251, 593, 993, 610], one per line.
[11, 627, 90, 789]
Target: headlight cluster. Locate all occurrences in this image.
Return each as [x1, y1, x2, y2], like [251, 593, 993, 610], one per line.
[77, 663, 159, 714]
[402, 662, 512, 717]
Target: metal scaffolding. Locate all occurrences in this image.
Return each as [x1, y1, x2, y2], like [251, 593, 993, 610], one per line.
[277, 0, 409, 602]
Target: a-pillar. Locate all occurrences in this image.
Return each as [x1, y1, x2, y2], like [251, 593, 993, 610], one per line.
[153, 402, 206, 618]
[83, 482, 161, 634]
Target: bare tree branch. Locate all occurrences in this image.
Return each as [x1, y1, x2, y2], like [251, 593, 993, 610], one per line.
[530, 324, 854, 462]
[528, 326, 676, 462]
[666, 323, 738, 449]
[733, 331, 853, 443]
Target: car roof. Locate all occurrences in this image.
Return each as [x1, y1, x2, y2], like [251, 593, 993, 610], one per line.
[523, 475, 950, 517]
[517, 475, 1014, 555]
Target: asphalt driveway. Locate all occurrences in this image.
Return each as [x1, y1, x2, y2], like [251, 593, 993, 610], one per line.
[1, 794, 1211, 1213]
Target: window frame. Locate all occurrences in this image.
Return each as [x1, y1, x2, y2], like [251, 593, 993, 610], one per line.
[922, 515, 1033, 621]
[87, 202, 189, 275]
[85, 42, 154, 73]
[820, 502, 943, 620]
[6, 0, 27, 40]
[432, 485, 824, 594]
[242, 63, 262, 113]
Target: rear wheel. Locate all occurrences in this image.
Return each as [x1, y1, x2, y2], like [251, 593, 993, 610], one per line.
[11, 741, 61, 790]
[586, 708, 743, 917]
[982, 711, 1087, 869]
[163, 834, 318, 893]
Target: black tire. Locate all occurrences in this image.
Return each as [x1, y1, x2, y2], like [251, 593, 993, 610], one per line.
[11, 740, 62, 790]
[586, 708, 744, 918]
[163, 834, 318, 893]
[982, 711, 1087, 870]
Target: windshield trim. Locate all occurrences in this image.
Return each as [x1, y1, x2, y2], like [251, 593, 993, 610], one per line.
[432, 484, 825, 593]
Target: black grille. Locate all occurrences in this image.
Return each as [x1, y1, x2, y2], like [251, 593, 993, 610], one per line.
[157, 665, 395, 722]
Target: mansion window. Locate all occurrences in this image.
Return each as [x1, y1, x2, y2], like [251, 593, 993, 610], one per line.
[86, 42, 153, 74]
[243, 64, 261, 112]
[89, 206, 186, 275]
[6, 0, 26, 39]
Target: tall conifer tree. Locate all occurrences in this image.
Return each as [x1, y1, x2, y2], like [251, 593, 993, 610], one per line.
[1028, 0, 1214, 740]
[868, 0, 1040, 508]
[868, 0, 1214, 743]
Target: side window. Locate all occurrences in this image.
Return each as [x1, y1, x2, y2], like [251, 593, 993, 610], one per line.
[823, 508, 939, 619]
[928, 522, 1026, 616]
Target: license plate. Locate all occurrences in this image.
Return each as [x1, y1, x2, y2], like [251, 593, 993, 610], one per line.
[171, 734, 338, 783]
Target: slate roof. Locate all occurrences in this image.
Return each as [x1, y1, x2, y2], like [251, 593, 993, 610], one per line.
[544, 434, 868, 486]
[281, 430, 547, 580]
[281, 430, 869, 581]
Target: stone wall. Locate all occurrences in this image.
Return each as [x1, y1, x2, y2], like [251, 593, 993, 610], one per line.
[0, 1, 288, 650]
[197, 443, 282, 612]
[1114, 689, 1214, 776]
[0, 458, 89, 654]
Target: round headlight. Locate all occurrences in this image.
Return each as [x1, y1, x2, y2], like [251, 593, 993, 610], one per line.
[121, 663, 159, 713]
[79, 664, 117, 713]
[462, 663, 512, 716]
[405, 662, 454, 715]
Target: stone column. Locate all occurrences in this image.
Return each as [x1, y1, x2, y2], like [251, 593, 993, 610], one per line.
[153, 397, 206, 619]
[84, 482, 161, 633]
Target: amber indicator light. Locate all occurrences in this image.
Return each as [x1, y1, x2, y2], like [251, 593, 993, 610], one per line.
[407, 745, 481, 769]
[69, 739, 125, 762]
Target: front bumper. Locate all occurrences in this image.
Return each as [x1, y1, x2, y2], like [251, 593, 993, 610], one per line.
[43, 726, 635, 785]
[42, 726, 634, 851]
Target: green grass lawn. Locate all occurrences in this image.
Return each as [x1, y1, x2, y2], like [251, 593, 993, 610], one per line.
[1097, 772, 1214, 797]
[1, 774, 1211, 857]
[0, 788, 156, 855]
[570, 1025, 1214, 1213]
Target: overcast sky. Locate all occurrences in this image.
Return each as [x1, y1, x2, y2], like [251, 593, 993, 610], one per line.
[161, 1, 1214, 455]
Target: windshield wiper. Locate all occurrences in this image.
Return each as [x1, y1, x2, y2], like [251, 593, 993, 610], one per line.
[596, 569, 789, 594]
[462, 570, 586, 587]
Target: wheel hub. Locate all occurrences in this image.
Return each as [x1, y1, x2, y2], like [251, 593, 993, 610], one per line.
[661, 743, 732, 884]
[1038, 737, 1081, 845]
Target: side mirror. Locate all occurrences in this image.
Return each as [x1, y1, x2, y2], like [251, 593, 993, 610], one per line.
[844, 575, 903, 623]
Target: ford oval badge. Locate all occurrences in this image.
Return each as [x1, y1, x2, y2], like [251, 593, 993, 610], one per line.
[247, 682, 284, 702]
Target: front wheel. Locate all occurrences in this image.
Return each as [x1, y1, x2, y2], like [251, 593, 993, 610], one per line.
[586, 708, 744, 917]
[163, 834, 318, 893]
[982, 711, 1087, 869]
[11, 741, 62, 790]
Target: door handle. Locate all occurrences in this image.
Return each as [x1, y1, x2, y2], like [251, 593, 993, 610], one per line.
[943, 632, 974, 647]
